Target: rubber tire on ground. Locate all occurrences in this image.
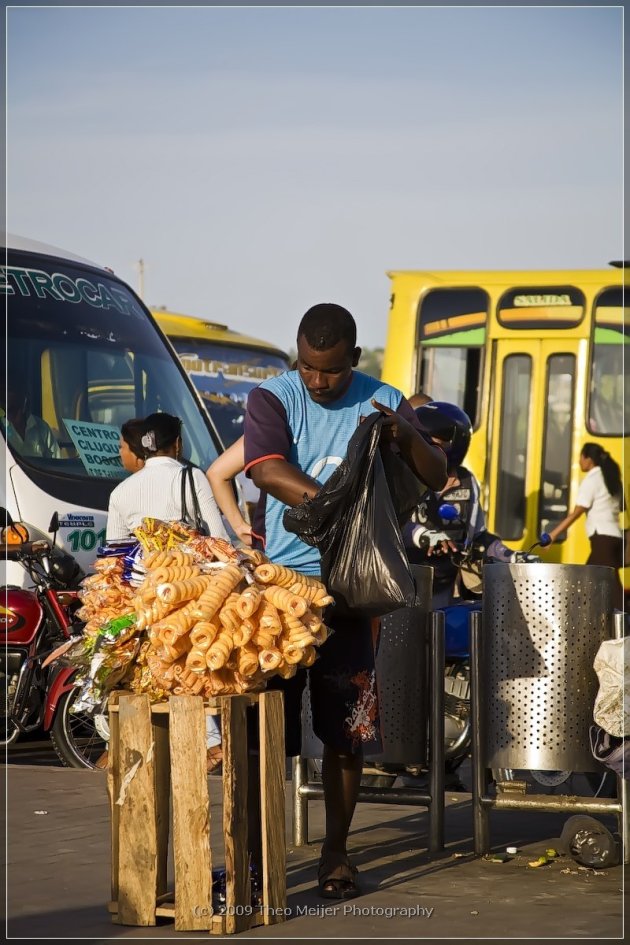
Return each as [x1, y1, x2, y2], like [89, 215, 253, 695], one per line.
[49, 687, 107, 769]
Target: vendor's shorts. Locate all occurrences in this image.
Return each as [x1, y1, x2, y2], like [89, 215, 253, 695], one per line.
[250, 610, 381, 757]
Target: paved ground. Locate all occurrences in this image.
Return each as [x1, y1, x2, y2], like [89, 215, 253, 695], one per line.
[4, 761, 625, 942]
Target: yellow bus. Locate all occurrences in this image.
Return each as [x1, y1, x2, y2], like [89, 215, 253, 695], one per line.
[381, 265, 627, 575]
[151, 308, 290, 448]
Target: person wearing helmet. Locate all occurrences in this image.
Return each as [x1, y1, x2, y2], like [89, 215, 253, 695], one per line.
[405, 401, 534, 606]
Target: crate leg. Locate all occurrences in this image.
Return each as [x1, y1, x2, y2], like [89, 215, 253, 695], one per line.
[222, 695, 252, 934]
[107, 694, 121, 922]
[116, 694, 159, 926]
[169, 696, 213, 931]
[259, 690, 286, 923]
[152, 712, 170, 898]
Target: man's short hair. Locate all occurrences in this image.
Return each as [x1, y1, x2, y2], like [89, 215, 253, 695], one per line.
[297, 303, 357, 352]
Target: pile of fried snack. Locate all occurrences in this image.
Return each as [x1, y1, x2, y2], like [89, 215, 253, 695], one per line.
[69, 518, 333, 711]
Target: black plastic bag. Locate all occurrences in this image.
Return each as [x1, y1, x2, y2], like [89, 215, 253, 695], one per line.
[283, 412, 426, 617]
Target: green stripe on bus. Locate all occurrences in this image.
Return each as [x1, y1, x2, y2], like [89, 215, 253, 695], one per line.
[594, 326, 628, 344]
[423, 328, 486, 346]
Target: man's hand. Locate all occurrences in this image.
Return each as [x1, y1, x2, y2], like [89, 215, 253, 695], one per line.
[371, 399, 416, 447]
[371, 399, 447, 491]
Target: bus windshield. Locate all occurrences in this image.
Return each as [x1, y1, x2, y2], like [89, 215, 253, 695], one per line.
[170, 339, 289, 447]
[1, 253, 222, 509]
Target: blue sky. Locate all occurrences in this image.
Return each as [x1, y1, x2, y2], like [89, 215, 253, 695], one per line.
[6, 5, 623, 351]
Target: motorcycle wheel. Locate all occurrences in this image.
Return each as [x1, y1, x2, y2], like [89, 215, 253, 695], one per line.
[50, 687, 107, 769]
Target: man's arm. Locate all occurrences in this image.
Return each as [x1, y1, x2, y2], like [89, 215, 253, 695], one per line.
[244, 387, 321, 507]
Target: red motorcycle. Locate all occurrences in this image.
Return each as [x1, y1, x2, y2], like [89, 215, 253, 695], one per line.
[1, 510, 107, 768]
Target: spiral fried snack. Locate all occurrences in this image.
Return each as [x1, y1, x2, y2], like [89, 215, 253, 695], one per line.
[161, 634, 192, 663]
[205, 667, 236, 696]
[239, 548, 268, 567]
[258, 647, 283, 671]
[276, 659, 298, 680]
[218, 597, 242, 635]
[300, 610, 323, 635]
[279, 611, 317, 644]
[156, 573, 216, 605]
[262, 585, 308, 617]
[142, 549, 190, 570]
[254, 563, 321, 589]
[145, 652, 186, 690]
[147, 564, 201, 588]
[258, 601, 282, 634]
[185, 648, 210, 674]
[206, 627, 235, 670]
[251, 626, 277, 649]
[136, 597, 176, 631]
[300, 645, 318, 667]
[189, 618, 220, 651]
[236, 585, 262, 619]
[152, 601, 199, 642]
[289, 582, 334, 607]
[172, 664, 206, 695]
[190, 565, 244, 621]
[236, 643, 259, 677]
[310, 622, 330, 645]
[231, 617, 255, 648]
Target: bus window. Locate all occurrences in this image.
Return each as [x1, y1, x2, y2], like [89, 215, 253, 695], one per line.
[2, 256, 222, 506]
[417, 288, 487, 424]
[497, 287, 585, 329]
[495, 354, 532, 539]
[169, 339, 289, 447]
[539, 354, 575, 537]
[587, 287, 628, 436]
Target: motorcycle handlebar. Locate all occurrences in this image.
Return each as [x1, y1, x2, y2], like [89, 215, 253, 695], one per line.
[0, 540, 51, 561]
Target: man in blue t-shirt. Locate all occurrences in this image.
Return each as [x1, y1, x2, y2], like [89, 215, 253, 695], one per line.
[244, 303, 446, 899]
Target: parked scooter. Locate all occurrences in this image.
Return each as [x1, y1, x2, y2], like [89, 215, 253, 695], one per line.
[1, 509, 106, 768]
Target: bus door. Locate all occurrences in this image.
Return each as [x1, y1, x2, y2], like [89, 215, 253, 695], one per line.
[487, 337, 582, 558]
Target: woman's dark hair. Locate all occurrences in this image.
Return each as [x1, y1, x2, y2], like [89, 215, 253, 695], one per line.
[140, 413, 182, 456]
[120, 418, 147, 461]
[581, 442, 622, 500]
[297, 303, 357, 352]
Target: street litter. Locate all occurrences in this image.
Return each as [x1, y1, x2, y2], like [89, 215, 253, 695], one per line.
[528, 855, 553, 868]
[506, 846, 518, 855]
[484, 853, 511, 863]
[33, 810, 48, 815]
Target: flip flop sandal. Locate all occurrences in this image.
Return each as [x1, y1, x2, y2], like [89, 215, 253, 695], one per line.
[317, 851, 361, 900]
[206, 746, 223, 774]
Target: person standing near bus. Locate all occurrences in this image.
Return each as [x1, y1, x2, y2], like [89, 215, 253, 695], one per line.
[106, 413, 228, 542]
[546, 443, 625, 610]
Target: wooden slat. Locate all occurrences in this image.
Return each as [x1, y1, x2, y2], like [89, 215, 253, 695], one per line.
[259, 690, 287, 923]
[169, 696, 213, 931]
[152, 711, 170, 897]
[222, 695, 251, 934]
[117, 694, 158, 926]
[107, 692, 121, 921]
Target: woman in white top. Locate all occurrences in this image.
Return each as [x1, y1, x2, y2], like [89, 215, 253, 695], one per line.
[106, 412, 228, 543]
[106, 412, 226, 771]
[547, 443, 625, 609]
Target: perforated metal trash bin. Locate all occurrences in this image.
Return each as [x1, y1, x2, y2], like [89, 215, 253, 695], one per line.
[366, 565, 433, 765]
[482, 563, 614, 772]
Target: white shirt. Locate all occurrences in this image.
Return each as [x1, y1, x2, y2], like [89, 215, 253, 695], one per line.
[575, 465, 622, 539]
[106, 456, 228, 542]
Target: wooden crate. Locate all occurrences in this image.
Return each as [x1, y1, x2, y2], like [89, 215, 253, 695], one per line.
[107, 690, 286, 934]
